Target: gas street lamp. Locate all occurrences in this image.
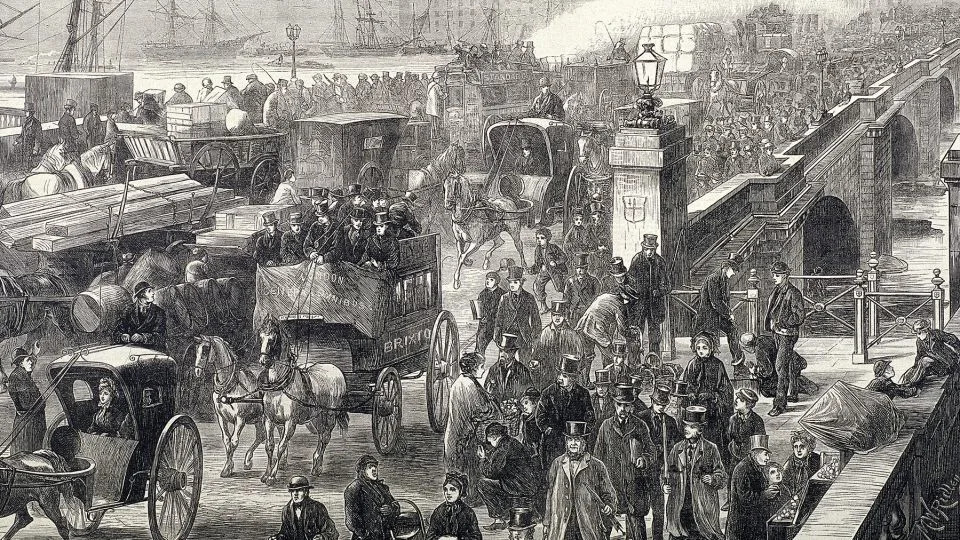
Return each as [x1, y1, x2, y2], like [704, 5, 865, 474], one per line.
[628, 43, 669, 128]
[286, 23, 302, 79]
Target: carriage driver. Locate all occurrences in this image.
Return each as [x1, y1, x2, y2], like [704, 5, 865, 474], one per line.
[113, 281, 167, 353]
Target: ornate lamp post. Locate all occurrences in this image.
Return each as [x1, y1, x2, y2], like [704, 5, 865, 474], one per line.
[628, 43, 669, 129]
[286, 23, 302, 79]
[942, 18, 949, 47]
[814, 47, 829, 124]
[896, 25, 905, 72]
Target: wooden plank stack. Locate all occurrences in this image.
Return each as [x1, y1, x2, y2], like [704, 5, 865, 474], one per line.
[0, 174, 246, 252]
[194, 204, 297, 249]
[166, 102, 229, 138]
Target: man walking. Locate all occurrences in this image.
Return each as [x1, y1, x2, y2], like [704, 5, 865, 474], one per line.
[529, 300, 585, 390]
[59, 99, 81, 163]
[7, 343, 46, 453]
[475, 271, 506, 356]
[537, 356, 596, 466]
[529, 227, 568, 314]
[638, 384, 682, 540]
[627, 234, 670, 355]
[563, 253, 601, 327]
[764, 261, 805, 417]
[493, 266, 541, 362]
[692, 253, 744, 364]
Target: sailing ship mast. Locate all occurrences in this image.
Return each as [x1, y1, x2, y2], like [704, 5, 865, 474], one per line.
[332, 0, 349, 45]
[0, 2, 40, 40]
[356, 0, 382, 48]
[56, 0, 134, 72]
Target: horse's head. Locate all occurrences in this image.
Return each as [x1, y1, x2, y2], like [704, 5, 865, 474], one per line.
[577, 134, 595, 165]
[193, 335, 210, 378]
[258, 317, 280, 367]
[442, 171, 460, 211]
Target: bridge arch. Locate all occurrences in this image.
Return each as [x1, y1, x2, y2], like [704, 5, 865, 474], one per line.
[890, 114, 919, 182]
[803, 196, 860, 275]
[941, 76, 957, 124]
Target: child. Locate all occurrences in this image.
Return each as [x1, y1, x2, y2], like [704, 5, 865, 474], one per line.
[725, 387, 765, 510]
[517, 386, 544, 468]
[475, 271, 506, 356]
[866, 359, 918, 399]
[763, 461, 793, 522]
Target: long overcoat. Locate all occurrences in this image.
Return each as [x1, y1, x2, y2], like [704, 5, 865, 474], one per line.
[492, 290, 541, 352]
[693, 266, 733, 335]
[536, 383, 595, 463]
[726, 457, 768, 540]
[544, 453, 617, 540]
[593, 416, 657, 516]
[444, 375, 501, 483]
[664, 438, 727, 540]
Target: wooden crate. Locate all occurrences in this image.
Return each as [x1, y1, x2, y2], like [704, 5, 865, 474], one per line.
[167, 121, 229, 138]
[214, 204, 297, 231]
[25, 72, 135, 123]
[166, 102, 229, 125]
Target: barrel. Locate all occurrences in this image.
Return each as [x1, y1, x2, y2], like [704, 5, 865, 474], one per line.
[174, 283, 208, 334]
[121, 248, 182, 293]
[71, 285, 130, 334]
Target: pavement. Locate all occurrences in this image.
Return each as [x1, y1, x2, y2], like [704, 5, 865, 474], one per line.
[0, 225, 926, 539]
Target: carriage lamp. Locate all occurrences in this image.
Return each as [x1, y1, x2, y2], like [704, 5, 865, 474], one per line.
[286, 23, 302, 79]
[628, 43, 669, 129]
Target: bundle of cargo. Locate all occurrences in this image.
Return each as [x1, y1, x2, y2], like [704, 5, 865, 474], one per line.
[637, 23, 724, 74]
[0, 174, 245, 252]
[193, 203, 298, 250]
[166, 102, 229, 138]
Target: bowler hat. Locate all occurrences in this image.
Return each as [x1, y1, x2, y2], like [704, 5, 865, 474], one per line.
[650, 385, 672, 406]
[641, 234, 659, 249]
[346, 183, 363, 197]
[739, 332, 758, 350]
[173, 83, 186, 91]
[521, 386, 541, 401]
[736, 387, 760, 405]
[611, 341, 627, 357]
[575, 253, 590, 268]
[288, 212, 304, 226]
[609, 257, 628, 277]
[564, 420, 589, 438]
[612, 384, 636, 404]
[261, 211, 279, 225]
[873, 359, 893, 378]
[671, 380, 693, 398]
[508, 507, 536, 530]
[12, 347, 30, 367]
[246, 73, 257, 81]
[288, 475, 312, 491]
[506, 266, 524, 281]
[550, 299, 568, 315]
[682, 406, 708, 426]
[373, 212, 393, 226]
[558, 354, 580, 375]
[769, 261, 791, 275]
[594, 369, 611, 385]
[133, 281, 153, 298]
[498, 334, 521, 351]
[749, 434, 770, 452]
[726, 253, 745, 271]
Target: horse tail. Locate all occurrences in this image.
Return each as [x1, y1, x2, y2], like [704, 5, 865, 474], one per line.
[335, 409, 350, 435]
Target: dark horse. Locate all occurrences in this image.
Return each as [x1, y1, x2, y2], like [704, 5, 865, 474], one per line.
[441, 144, 528, 289]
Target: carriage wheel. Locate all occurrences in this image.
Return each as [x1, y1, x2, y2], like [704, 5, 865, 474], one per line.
[372, 368, 403, 455]
[562, 168, 585, 235]
[188, 142, 240, 224]
[427, 310, 460, 433]
[43, 413, 107, 536]
[148, 415, 203, 540]
[249, 155, 282, 205]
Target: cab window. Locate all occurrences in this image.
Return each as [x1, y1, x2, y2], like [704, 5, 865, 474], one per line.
[73, 380, 94, 401]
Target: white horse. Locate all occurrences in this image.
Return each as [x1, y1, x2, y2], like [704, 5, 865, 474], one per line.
[2, 143, 113, 203]
[257, 318, 349, 481]
[192, 334, 267, 478]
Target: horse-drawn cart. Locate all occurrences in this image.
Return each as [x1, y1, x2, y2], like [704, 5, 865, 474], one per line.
[121, 129, 287, 204]
[253, 233, 459, 454]
[0, 345, 203, 540]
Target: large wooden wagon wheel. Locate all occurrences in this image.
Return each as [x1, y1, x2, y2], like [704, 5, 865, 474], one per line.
[562, 167, 588, 235]
[188, 142, 240, 224]
[148, 415, 203, 540]
[44, 413, 106, 536]
[249, 155, 282, 205]
[427, 310, 460, 433]
[372, 367, 403, 455]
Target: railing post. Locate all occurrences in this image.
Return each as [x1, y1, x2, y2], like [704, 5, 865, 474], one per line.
[746, 268, 761, 337]
[851, 269, 869, 364]
[932, 268, 945, 330]
[662, 295, 674, 363]
[867, 251, 880, 341]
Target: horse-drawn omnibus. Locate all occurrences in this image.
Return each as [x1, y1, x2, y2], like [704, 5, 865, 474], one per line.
[0, 345, 204, 540]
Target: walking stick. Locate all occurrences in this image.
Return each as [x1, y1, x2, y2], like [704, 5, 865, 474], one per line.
[663, 415, 669, 516]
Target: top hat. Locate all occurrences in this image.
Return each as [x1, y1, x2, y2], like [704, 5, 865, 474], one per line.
[641, 234, 659, 249]
[671, 380, 693, 398]
[246, 73, 257, 81]
[873, 358, 893, 378]
[402, 191, 418, 204]
[650, 385, 672, 406]
[550, 299, 568, 315]
[288, 212, 304, 226]
[609, 257, 628, 277]
[769, 261, 791, 275]
[508, 507, 536, 531]
[348, 206, 371, 220]
[24, 102, 35, 112]
[611, 341, 627, 357]
[726, 253, 745, 271]
[594, 368, 611, 385]
[612, 384, 636, 404]
[288, 475, 312, 491]
[499, 258, 517, 271]
[913, 319, 932, 333]
[498, 334, 521, 351]
[133, 281, 153, 298]
[559, 354, 580, 375]
[538, 76, 551, 88]
[739, 332, 757, 350]
[64, 99, 77, 109]
[222, 75, 233, 84]
[312, 187, 331, 198]
[12, 347, 31, 367]
[564, 420, 589, 438]
[575, 253, 590, 268]
[735, 387, 760, 405]
[346, 183, 363, 197]
[682, 406, 708, 426]
[749, 434, 770, 452]
[373, 212, 393, 226]
[506, 266, 524, 281]
[261, 211, 279, 225]
[313, 200, 330, 215]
